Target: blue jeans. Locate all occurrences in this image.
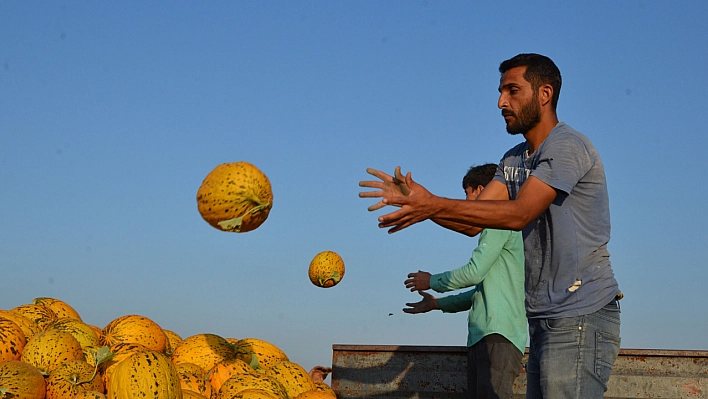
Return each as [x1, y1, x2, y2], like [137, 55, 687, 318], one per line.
[526, 300, 621, 399]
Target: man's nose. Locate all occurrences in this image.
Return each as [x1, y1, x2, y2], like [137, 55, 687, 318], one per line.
[498, 94, 507, 109]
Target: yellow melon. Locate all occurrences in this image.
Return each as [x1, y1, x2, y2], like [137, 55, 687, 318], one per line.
[74, 391, 108, 399]
[182, 390, 210, 399]
[88, 324, 104, 342]
[216, 373, 288, 399]
[100, 343, 150, 391]
[0, 310, 41, 340]
[196, 161, 273, 233]
[233, 338, 288, 372]
[226, 388, 283, 399]
[50, 317, 100, 348]
[101, 314, 167, 352]
[295, 390, 337, 399]
[20, 328, 84, 375]
[308, 251, 345, 288]
[0, 318, 26, 361]
[266, 361, 316, 399]
[163, 329, 183, 356]
[11, 303, 58, 331]
[209, 358, 257, 393]
[313, 381, 337, 398]
[33, 297, 82, 321]
[0, 359, 46, 398]
[175, 362, 212, 398]
[171, 333, 237, 372]
[107, 350, 182, 399]
[45, 359, 105, 398]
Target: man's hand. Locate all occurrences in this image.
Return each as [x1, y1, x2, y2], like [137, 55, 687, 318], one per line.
[403, 290, 439, 314]
[360, 166, 443, 233]
[375, 171, 439, 233]
[358, 166, 411, 211]
[404, 270, 432, 291]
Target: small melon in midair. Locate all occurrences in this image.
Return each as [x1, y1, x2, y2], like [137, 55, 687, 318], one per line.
[308, 251, 345, 288]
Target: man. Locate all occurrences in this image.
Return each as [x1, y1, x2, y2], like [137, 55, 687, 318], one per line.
[404, 163, 526, 399]
[359, 53, 621, 398]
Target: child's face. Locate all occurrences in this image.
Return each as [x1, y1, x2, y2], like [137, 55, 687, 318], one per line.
[465, 185, 484, 201]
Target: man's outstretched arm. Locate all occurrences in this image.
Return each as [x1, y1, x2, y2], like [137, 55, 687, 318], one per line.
[431, 180, 510, 237]
[360, 168, 513, 236]
[377, 173, 557, 233]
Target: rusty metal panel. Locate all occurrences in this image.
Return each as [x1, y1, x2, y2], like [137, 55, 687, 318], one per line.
[331, 345, 708, 398]
[607, 349, 708, 398]
[332, 345, 467, 398]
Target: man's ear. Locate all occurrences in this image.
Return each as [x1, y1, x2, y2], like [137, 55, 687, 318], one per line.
[539, 84, 553, 107]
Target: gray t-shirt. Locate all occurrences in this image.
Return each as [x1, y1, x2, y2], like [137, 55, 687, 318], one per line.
[494, 122, 620, 319]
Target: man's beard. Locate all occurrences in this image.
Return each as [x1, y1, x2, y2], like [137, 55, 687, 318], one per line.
[505, 94, 541, 135]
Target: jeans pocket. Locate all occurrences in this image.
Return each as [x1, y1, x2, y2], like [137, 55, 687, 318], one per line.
[545, 316, 582, 331]
[543, 316, 583, 346]
[595, 302, 621, 324]
[595, 330, 621, 383]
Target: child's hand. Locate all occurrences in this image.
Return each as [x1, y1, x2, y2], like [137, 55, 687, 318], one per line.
[405, 270, 432, 291]
[403, 290, 439, 314]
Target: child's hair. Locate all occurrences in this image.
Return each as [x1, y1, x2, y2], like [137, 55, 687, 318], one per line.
[462, 163, 497, 190]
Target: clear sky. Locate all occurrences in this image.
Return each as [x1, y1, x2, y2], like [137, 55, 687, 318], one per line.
[2, 1, 707, 375]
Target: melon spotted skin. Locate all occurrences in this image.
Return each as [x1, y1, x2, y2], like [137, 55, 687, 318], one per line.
[313, 381, 337, 397]
[33, 297, 83, 321]
[11, 303, 58, 331]
[0, 318, 26, 361]
[46, 359, 105, 398]
[196, 162, 273, 233]
[21, 329, 84, 375]
[171, 333, 237, 372]
[233, 338, 288, 371]
[101, 314, 167, 353]
[266, 361, 316, 399]
[228, 388, 282, 399]
[216, 372, 288, 399]
[308, 251, 345, 288]
[107, 350, 182, 399]
[177, 363, 212, 397]
[74, 391, 108, 399]
[0, 360, 46, 398]
[295, 390, 337, 399]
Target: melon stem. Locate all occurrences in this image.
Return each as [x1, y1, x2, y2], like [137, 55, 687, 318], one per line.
[217, 202, 271, 232]
[70, 346, 114, 386]
[318, 270, 341, 287]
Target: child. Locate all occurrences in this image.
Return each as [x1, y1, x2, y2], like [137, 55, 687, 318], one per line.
[404, 163, 527, 399]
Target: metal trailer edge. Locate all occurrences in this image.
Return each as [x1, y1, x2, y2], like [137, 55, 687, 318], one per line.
[331, 345, 708, 398]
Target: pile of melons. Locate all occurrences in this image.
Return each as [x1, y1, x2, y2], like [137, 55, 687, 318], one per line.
[0, 297, 336, 399]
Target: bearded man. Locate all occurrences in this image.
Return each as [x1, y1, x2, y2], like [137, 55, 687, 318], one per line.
[360, 53, 622, 399]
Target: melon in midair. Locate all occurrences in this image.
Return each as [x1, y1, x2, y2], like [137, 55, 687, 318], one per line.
[196, 162, 273, 233]
[308, 251, 345, 288]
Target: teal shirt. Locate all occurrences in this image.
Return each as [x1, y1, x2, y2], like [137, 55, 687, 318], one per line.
[431, 228, 527, 354]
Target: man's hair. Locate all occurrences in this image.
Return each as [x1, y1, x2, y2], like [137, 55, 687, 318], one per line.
[499, 53, 562, 109]
[462, 163, 497, 190]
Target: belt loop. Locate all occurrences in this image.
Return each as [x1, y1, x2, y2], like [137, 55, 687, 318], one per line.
[614, 292, 623, 311]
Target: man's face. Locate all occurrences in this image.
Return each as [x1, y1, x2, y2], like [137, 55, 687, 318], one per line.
[498, 66, 541, 135]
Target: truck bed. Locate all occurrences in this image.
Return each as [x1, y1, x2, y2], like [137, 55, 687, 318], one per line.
[331, 345, 707, 398]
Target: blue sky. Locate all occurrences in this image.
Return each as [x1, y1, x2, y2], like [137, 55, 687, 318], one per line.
[2, 1, 707, 374]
